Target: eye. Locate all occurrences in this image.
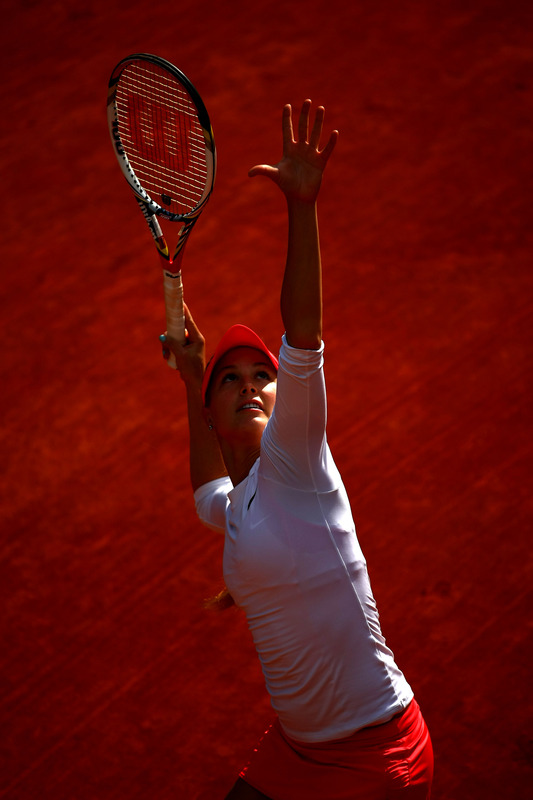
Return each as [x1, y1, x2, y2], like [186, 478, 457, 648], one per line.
[256, 370, 272, 381]
[220, 372, 237, 384]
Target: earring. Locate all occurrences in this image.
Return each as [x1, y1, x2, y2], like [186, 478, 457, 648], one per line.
[208, 423, 213, 430]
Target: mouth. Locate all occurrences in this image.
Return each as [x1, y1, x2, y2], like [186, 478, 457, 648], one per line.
[238, 402, 264, 412]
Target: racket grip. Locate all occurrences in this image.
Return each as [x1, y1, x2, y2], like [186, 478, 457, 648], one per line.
[162, 268, 185, 369]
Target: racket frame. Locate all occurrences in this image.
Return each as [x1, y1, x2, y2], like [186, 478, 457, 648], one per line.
[107, 53, 216, 362]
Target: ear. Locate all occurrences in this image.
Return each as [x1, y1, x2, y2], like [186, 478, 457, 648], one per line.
[203, 407, 214, 430]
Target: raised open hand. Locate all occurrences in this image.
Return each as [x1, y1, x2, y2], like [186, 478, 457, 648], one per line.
[248, 100, 338, 203]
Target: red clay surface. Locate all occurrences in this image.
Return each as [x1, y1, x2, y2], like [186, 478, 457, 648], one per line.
[1, 1, 532, 798]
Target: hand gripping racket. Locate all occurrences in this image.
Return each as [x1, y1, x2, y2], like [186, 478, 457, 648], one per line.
[107, 54, 216, 368]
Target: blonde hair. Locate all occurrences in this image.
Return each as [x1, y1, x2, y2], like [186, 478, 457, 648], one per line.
[204, 585, 235, 611]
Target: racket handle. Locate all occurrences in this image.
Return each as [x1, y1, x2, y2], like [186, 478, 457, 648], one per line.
[162, 267, 185, 369]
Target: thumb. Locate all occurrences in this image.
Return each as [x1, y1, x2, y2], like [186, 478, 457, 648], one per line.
[183, 304, 203, 343]
[248, 164, 279, 181]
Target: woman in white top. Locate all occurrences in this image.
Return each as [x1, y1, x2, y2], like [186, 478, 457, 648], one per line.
[163, 100, 433, 800]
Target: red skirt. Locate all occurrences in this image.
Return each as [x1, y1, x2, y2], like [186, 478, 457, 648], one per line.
[240, 699, 433, 799]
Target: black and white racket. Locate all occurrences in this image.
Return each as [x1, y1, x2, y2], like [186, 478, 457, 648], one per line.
[107, 53, 216, 368]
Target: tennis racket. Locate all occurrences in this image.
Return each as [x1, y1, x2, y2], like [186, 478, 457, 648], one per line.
[107, 53, 216, 368]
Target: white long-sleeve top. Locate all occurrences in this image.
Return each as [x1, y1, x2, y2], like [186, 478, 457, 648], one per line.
[194, 336, 413, 743]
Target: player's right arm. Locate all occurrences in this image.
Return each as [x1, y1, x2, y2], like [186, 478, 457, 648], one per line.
[163, 305, 227, 491]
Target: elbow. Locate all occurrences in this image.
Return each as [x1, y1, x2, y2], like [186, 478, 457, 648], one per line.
[285, 329, 322, 350]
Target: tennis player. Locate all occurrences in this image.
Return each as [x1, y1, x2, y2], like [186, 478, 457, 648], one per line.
[163, 100, 434, 800]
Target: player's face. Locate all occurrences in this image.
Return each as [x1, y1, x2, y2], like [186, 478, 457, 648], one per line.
[206, 347, 277, 444]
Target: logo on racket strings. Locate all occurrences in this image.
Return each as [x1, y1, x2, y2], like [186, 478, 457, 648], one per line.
[126, 95, 194, 175]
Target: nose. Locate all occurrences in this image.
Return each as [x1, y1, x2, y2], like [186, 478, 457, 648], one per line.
[240, 380, 256, 395]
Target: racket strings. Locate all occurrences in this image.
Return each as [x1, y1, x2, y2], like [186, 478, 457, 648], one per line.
[115, 61, 208, 215]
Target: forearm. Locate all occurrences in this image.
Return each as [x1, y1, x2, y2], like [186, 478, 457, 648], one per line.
[185, 382, 227, 491]
[250, 102, 336, 349]
[281, 198, 322, 350]
[162, 305, 227, 491]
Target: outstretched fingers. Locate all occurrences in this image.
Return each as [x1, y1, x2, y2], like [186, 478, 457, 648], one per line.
[248, 99, 338, 199]
[297, 99, 312, 143]
[309, 104, 325, 149]
[319, 127, 339, 162]
[282, 102, 295, 149]
[295, 100, 338, 161]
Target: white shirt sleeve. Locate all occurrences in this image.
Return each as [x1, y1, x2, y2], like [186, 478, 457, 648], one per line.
[260, 335, 339, 492]
[193, 476, 232, 532]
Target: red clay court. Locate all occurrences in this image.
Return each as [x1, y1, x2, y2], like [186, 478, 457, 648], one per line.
[1, 1, 532, 798]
